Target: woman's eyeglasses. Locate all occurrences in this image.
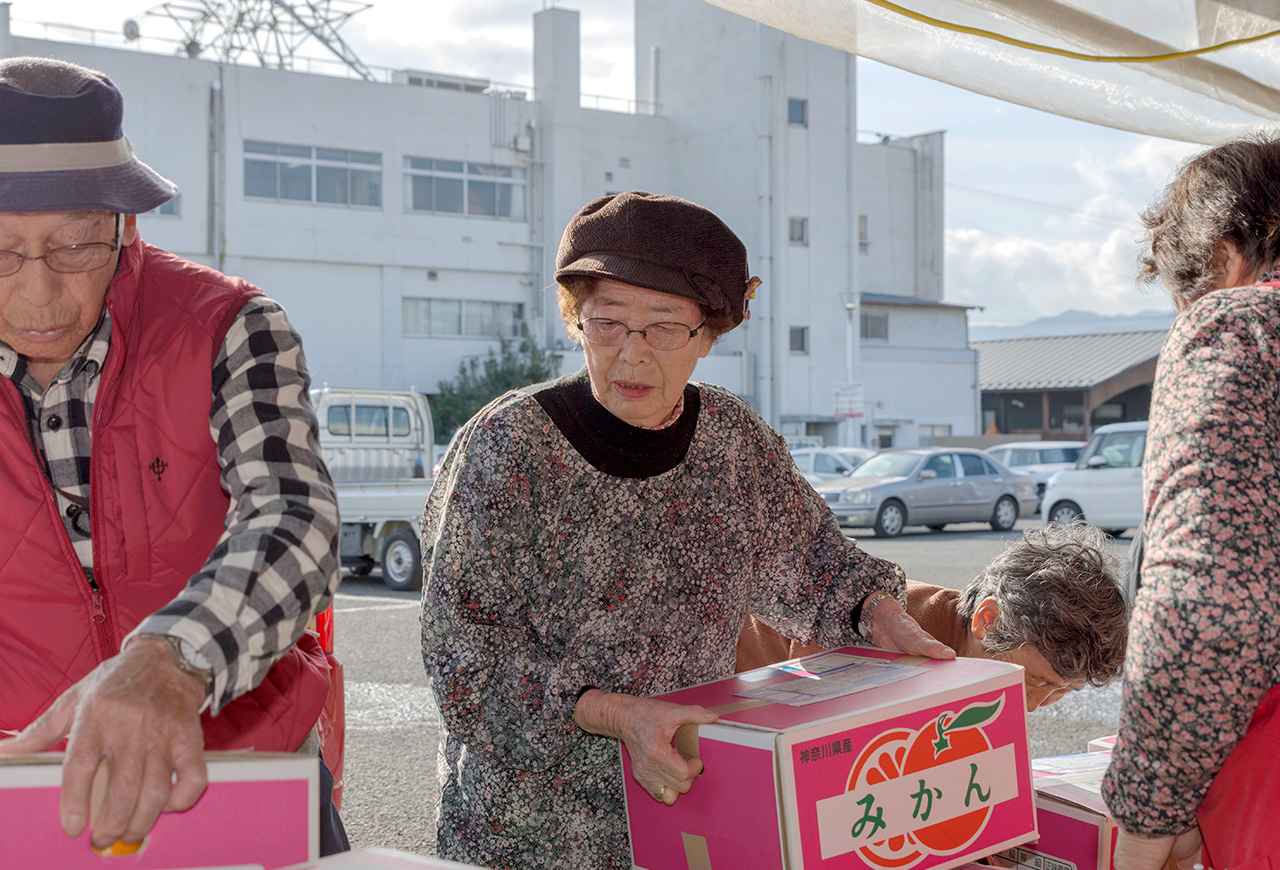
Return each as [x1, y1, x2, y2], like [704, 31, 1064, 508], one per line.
[577, 317, 706, 351]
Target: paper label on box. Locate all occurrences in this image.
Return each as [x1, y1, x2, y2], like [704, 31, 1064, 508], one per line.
[734, 657, 924, 706]
[777, 653, 867, 675]
[1002, 845, 1079, 870]
[1031, 752, 1111, 776]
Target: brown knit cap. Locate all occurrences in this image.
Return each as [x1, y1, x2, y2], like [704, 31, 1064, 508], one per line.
[554, 191, 759, 326]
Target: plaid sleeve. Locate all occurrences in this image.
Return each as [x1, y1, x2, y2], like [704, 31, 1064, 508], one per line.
[128, 298, 340, 713]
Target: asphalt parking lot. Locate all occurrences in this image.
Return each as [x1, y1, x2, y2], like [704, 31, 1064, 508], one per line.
[332, 518, 1134, 854]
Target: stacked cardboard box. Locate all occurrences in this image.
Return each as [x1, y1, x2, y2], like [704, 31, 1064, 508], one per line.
[0, 752, 317, 869]
[1000, 751, 1117, 870]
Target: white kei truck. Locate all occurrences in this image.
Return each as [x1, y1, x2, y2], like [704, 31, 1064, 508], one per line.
[310, 386, 436, 590]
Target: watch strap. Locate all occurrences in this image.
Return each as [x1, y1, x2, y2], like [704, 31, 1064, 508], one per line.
[857, 589, 893, 641]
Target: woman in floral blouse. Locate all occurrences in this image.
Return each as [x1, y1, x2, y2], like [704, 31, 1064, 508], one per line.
[1101, 137, 1280, 869]
[420, 192, 953, 869]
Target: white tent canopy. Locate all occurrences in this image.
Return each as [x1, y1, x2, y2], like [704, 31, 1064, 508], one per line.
[699, 0, 1280, 144]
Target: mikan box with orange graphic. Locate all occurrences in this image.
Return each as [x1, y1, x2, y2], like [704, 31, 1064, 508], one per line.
[998, 751, 1118, 870]
[0, 751, 317, 869]
[622, 646, 1036, 870]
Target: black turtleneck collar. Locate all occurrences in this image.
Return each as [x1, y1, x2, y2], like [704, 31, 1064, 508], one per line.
[530, 369, 700, 478]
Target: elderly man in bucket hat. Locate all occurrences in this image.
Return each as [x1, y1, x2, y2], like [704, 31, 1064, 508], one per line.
[0, 56, 346, 852]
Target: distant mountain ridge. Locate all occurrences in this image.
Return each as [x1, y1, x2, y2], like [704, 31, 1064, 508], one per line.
[969, 308, 1176, 341]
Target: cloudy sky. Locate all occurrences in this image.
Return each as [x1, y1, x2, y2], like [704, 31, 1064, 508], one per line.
[14, 0, 1197, 327]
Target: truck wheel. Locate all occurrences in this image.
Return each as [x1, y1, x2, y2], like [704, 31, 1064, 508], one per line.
[380, 529, 422, 592]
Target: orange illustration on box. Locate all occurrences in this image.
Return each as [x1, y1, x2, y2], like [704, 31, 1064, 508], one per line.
[813, 695, 1018, 867]
[848, 698, 1005, 868]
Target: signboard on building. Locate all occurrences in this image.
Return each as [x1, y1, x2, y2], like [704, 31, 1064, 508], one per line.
[834, 382, 865, 419]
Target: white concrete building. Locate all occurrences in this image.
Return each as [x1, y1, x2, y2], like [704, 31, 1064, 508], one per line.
[1, 0, 978, 446]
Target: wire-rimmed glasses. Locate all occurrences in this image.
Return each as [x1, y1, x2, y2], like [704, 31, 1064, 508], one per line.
[0, 214, 122, 278]
[577, 317, 707, 351]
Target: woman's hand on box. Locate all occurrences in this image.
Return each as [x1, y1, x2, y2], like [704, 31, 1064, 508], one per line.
[575, 689, 718, 805]
[868, 596, 956, 660]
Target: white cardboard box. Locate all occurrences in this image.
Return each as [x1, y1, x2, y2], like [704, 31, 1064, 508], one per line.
[279, 847, 484, 869]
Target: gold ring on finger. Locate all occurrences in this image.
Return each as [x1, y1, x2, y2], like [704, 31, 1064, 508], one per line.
[653, 785, 666, 800]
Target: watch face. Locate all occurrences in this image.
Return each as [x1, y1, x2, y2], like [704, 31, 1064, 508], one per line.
[160, 635, 213, 679]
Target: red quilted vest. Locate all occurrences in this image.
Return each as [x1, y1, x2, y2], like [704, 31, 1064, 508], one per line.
[0, 239, 329, 751]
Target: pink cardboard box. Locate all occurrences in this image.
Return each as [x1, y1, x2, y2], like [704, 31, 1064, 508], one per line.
[0, 751, 318, 869]
[624, 647, 1037, 870]
[1085, 736, 1115, 754]
[1000, 752, 1117, 870]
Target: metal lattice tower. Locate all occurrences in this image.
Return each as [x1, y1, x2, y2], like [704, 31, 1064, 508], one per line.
[146, 0, 374, 80]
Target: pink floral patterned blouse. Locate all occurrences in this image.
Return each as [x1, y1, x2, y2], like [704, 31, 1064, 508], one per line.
[1103, 283, 1280, 834]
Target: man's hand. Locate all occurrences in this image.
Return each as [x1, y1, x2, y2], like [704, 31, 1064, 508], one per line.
[869, 596, 956, 659]
[575, 689, 718, 805]
[0, 638, 209, 848]
[1113, 826, 1202, 870]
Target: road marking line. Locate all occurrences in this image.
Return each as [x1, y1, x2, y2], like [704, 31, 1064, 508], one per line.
[333, 602, 420, 613]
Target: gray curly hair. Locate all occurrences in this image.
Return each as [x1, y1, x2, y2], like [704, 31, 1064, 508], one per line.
[958, 522, 1128, 687]
[1139, 133, 1280, 310]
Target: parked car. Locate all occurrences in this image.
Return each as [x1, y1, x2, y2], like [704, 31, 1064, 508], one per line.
[986, 440, 1087, 512]
[789, 446, 876, 485]
[1041, 421, 1147, 536]
[814, 447, 1038, 537]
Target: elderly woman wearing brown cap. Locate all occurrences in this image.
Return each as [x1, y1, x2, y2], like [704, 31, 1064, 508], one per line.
[420, 191, 953, 869]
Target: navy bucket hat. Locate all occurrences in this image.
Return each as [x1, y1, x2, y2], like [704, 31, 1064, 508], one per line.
[0, 56, 176, 214]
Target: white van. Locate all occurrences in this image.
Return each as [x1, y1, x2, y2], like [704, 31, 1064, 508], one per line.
[1041, 420, 1147, 535]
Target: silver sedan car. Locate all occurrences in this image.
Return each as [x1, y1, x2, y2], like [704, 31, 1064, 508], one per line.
[813, 447, 1038, 537]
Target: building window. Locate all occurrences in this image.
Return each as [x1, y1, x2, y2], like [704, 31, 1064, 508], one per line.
[787, 97, 807, 127]
[983, 392, 1044, 433]
[858, 214, 869, 253]
[403, 297, 525, 338]
[404, 157, 525, 219]
[789, 326, 809, 354]
[147, 195, 181, 217]
[861, 311, 888, 340]
[918, 424, 951, 446]
[789, 217, 808, 246]
[244, 140, 382, 207]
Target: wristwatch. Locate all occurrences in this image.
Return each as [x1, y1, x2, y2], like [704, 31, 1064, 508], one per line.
[857, 590, 893, 642]
[139, 634, 214, 689]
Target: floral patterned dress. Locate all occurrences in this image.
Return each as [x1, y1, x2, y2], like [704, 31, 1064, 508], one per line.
[1102, 284, 1280, 834]
[420, 371, 903, 868]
